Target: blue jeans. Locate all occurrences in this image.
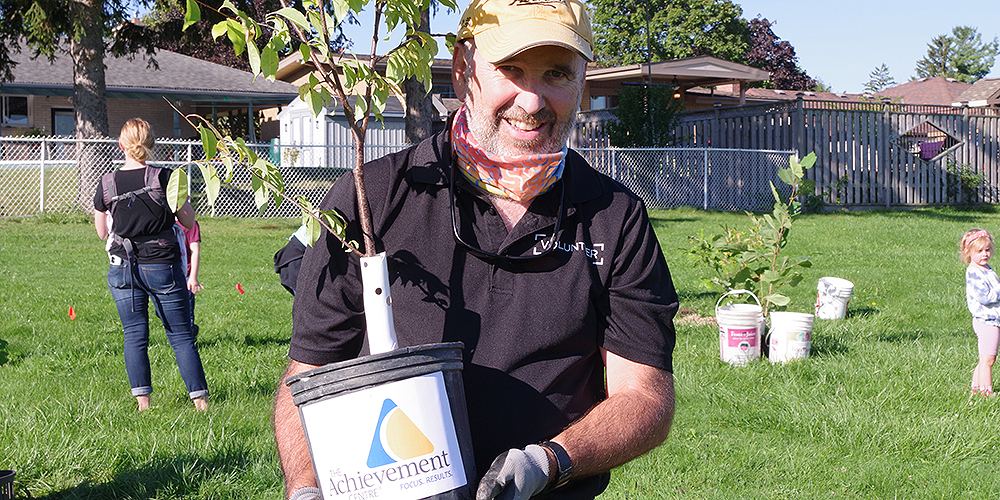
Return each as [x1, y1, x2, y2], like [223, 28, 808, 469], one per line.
[108, 261, 209, 399]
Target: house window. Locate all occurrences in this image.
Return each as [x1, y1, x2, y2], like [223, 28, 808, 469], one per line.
[430, 84, 456, 99]
[1, 95, 30, 126]
[52, 109, 75, 136]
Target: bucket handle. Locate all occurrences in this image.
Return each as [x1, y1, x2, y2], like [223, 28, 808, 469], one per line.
[715, 289, 762, 316]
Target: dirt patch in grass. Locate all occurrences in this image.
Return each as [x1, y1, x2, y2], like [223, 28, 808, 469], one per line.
[675, 308, 716, 326]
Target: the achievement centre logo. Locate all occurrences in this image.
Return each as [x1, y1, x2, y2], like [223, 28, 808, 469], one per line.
[326, 398, 455, 497]
[367, 398, 434, 467]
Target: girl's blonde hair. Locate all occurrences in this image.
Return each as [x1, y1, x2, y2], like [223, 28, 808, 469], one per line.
[960, 228, 994, 265]
[119, 118, 154, 162]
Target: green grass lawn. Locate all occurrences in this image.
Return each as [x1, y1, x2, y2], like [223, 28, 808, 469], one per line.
[2, 207, 1000, 499]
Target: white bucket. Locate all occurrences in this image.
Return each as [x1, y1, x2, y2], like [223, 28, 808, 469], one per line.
[716, 290, 764, 366]
[815, 277, 854, 319]
[768, 311, 814, 363]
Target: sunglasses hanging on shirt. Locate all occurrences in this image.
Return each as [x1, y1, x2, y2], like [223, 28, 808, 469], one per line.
[449, 165, 564, 263]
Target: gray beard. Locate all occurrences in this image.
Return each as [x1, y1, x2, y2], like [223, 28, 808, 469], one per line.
[464, 102, 578, 156]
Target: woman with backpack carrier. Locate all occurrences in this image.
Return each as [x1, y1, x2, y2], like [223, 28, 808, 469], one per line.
[93, 118, 209, 412]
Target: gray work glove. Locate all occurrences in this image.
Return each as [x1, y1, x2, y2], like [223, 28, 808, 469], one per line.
[476, 444, 551, 500]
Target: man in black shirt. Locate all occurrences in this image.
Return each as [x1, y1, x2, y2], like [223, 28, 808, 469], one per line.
[275, 0, 678, 499]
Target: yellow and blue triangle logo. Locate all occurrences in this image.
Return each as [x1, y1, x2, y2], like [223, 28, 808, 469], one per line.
[367, 398, 435, 468]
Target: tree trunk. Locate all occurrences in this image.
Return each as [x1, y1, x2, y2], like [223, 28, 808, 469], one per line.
[71, 0, 110, 212]
[403, 8, 433, 145]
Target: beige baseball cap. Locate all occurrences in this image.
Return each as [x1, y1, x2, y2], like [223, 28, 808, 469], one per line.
[457, 0, 594, 63]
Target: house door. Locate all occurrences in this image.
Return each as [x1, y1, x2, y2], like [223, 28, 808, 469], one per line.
[52, 109, 74, 136]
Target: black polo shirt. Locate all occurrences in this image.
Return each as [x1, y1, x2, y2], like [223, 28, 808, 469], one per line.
[290, 127, 678, 499]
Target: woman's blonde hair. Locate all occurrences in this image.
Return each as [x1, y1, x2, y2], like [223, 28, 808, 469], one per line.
[959, 228, 994, 265]
[119, 118, 154, 162]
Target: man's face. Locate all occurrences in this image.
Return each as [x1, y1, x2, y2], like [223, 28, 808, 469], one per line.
[453, 41, 585, 156]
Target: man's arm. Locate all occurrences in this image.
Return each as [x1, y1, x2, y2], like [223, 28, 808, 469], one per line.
[274, 359, 323, 498]
[549, 349, 674, 480]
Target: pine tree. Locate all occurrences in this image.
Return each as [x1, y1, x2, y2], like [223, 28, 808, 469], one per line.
[915, 26, 999, 83]
[863, 64, 897, 94]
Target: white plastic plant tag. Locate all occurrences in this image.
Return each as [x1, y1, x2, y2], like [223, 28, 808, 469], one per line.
[360, 252, 398, 354]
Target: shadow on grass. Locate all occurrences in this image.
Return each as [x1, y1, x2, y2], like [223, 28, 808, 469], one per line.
[846, 305, 876, 318]
[32, 449, 275, 500]
[875, 329, 923, 343]
[677, 289, 719, 303]
[802, 205, 1000, 223]
[810, 333, 850, 357]
[194, 331, 289, 349]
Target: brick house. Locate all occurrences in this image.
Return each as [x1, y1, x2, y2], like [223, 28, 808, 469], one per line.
[0, 43, 298, 140]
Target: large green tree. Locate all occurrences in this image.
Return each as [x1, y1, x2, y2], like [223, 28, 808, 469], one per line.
[915, 25, 999, 83]
[590, 0, 750, 66]
[0, 0, 161, 209]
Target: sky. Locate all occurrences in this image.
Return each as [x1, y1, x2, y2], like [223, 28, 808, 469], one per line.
[341, 0, 1000, 94]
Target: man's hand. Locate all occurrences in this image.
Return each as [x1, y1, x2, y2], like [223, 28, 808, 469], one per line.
[476, 444, 550, 500]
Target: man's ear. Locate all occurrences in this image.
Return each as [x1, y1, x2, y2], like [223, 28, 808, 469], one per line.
[452, 41, 469, 101]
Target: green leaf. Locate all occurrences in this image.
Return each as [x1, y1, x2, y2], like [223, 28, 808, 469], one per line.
[226, 20, 246, 55]
[166, 168, 188, 213]
[299, 43, 311, 64]
[777, 165, 796, 187]
[789, 157, 803, 179]
[329, 0, 349, 23]
[304, 215, 321, 247]
[221, 155, 234, 182]
[275, 7, 310, 31]
[800, 151, 817, 170]
[354, 98, 368, 121]
[197, 161, 221, 207]
[761, 269, 781, 283]
[198, 125, 217, 159]
[261, 44, 279, 79]
[246, 38, 261, 76]
[347, 0, 365, 13]
[219, 0, 239, 14]
[764, 294, 791, 306]
[211, 21, 228, 40]
[251, 174, 268, 211]
[319, 209, 351, 248]
[788, 273, 804, 287]
[183, 0, 201, 31]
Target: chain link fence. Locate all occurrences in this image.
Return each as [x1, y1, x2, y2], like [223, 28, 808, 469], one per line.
[0, 137, 407, 218]
[576, 148, 796, 211]
[0, 136, 794, 217]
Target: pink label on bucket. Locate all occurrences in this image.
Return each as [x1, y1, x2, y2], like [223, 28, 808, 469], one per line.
[726, 328, 758, 347]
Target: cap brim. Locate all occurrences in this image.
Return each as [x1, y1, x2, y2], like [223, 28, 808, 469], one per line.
[474, 19, 593, 63]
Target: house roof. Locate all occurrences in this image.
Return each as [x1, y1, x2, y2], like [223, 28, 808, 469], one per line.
[953, 78, 1000, 107]
[682, 85, 875, 106]
[586, 56, 770, 90]
[1, 42, 299, 105]
[878, 77, 971, 106]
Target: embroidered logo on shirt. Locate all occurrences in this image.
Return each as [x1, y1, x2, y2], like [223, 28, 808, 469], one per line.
[534, 234, 604, 265]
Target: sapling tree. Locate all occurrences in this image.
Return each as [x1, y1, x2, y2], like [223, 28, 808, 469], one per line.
[687, 152, 817, 315]
[167, 0, 457, 254]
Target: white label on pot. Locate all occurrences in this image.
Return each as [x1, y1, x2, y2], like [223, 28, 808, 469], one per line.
[300, 372, 467, 500]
